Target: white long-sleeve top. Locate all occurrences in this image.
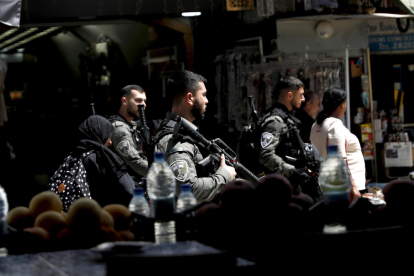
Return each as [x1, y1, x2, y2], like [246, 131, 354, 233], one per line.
[310, 117, 366, 191]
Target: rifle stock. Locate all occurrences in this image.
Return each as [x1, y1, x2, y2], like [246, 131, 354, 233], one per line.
[174, 118, 259, 186]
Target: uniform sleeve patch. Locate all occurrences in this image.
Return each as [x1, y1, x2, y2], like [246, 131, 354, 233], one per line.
[117, 140, 130, 157]
[261, 132, 274, 148]
[170, 160, 189, 182]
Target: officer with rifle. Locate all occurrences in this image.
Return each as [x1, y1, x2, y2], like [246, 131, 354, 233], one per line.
[259, 76, 318, 197]
[153, 70, 236, 202]
[108, 85, 149, 185]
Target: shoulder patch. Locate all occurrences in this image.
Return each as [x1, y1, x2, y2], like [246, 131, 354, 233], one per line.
[170, 160, 189, 182]
[261, 132, 274, 148]
[117, 140, 130, 157]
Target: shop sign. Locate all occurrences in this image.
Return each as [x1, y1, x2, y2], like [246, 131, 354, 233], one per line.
[368, 19, 414, 35]
[369, 33, 414, 52]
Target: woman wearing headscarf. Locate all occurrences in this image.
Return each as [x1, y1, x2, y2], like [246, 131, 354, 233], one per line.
[72, 115, 134, 207]
[310, 88, 366, 201]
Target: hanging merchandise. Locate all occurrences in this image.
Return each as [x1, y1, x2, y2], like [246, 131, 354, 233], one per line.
[214, 50, 345, 132]
[257, 0, 275, 18]
[214, 45, 262, 131]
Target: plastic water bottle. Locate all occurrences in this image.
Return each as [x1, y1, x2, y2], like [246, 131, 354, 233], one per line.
[176, 184, 197, 213]
[129, 188, 150, 217]
[0, 184, 8, 237]
[0, 184, 9, 257]
[146, 152, 176, 244]
[318, 145, 351, 233]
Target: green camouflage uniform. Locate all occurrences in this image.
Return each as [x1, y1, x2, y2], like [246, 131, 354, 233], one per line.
[110, 115, 148, 177]
[154, 114, 232, 202]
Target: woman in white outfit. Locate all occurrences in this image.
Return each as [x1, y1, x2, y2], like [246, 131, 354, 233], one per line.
[310, 88, 366, 201]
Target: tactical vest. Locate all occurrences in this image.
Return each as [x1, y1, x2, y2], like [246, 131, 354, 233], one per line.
[152, 117, 212, 177]
[152, 118, 197, 152]
[108, 115, 142, 149]
[262, 107, 302, 164]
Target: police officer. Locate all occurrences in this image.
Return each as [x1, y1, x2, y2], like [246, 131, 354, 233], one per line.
[154, 70, 236, 202]
[259, 76, 311, 194]
[109, 85, 148, 181]
[294, 90, 320, 143]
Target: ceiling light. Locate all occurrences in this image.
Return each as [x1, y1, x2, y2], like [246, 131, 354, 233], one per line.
[0, 28, 38, 49]
[0, 29, 18, 41]
[181, 12, 201, 17]
[3, 27, 61, 52]
[17, 48, 25, 52]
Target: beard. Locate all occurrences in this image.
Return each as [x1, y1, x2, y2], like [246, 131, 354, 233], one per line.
[127, 105, 139, 120]
[191, 99, 205, 125]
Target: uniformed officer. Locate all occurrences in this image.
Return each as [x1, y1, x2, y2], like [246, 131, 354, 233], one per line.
[259, 76, 311, 194]
[153, 70, 236, 202]
[109, 85, 148, 181]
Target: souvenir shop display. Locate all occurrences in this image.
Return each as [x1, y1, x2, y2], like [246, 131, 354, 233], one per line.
[214, 49, 346, 132]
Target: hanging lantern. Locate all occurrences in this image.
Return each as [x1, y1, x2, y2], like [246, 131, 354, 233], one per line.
[226, 0, 255, 11]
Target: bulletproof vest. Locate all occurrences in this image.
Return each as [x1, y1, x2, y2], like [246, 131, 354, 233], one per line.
[108, 115, 142, 149]
[107, 115, 146, 183]
[264, 108, 302, 163]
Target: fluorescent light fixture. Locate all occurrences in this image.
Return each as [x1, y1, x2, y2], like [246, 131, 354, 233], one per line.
[181, 12, 201, 17]
[0, 28, 38, 49]
[3, 27, 61, 52]
[0, 29, 18, 41]
[371, 13, 414, 18]
[17, 48, 25, 52]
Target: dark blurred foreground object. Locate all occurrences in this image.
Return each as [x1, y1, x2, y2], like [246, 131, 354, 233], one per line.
[0, 244, 254, 275]
[96, 241, 240, 275]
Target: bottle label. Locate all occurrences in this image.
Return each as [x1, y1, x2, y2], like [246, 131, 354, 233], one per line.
[0, 220, 7, 236]
[150, 198, 175, 220]
[323, 191, 350, 205]
[154, 221, 176, 244]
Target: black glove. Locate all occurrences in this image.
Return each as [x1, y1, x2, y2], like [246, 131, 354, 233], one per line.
[290, 168, 311, 185]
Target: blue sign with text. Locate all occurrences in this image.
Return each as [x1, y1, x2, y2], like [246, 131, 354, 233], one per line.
[369, 33, 414, 52]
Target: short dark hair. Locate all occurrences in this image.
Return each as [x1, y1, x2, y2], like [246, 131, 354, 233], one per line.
[300, 90, 319, 109]
[120, 85, 145, 99]
[316, 87, 347, 125]
[166, 70, 207, 106]
[275, 76, 304, 100]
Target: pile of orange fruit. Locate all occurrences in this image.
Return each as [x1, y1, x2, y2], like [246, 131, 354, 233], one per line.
[6, 191, 135, 252]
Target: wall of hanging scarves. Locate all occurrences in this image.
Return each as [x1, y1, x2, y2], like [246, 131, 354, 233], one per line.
[214, 50, 345, 132]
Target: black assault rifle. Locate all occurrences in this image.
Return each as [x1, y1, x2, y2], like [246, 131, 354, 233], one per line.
[173, 117, 260, 186]
[284, 125, 323, 196]
[238, 95, 263, 175]
[248, 95, 261, 129]
[137, 104, 154, 166]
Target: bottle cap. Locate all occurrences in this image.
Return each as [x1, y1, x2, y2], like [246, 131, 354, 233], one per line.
[180, 183, 191, 192]
[327, 145, 338, 154]
[133, 187, 144, 196]
[153, 152, 165, 161]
